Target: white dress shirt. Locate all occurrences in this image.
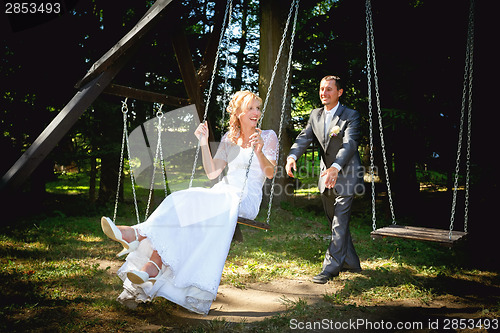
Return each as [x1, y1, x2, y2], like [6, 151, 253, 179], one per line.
[289, 104, 342, 172]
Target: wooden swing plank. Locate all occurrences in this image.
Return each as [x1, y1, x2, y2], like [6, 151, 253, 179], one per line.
[237, 217, 271, 230]
[371, 225, 467, 246]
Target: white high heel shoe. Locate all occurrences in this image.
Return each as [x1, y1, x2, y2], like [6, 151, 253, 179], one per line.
[127, 260, 161, 285]
[101, 216, 139, 257]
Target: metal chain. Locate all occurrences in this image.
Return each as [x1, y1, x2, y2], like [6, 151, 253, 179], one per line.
[365, 2, 377, 231]
[125, 122, 141, 225]
[220, 0, 234, 129]
[189, 0, 234, 188]
[450, 0, 474, 237]
[115, 99, 141, 225]
[157, 110, 169, 199]
[366, 0, 397, 228]
[265, 0, 300, 225]
[144, 105, 167, 220]
[237, 0, 298, 216]
[112, 99, 129, 223]
[464, 3, 474, 233]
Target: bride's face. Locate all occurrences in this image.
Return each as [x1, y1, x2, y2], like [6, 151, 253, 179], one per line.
[239, 98, 261, 129]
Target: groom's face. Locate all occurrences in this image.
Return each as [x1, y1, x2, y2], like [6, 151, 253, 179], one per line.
[319, 79, 343, 108]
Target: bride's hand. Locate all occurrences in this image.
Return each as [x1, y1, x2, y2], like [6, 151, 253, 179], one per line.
[194, 122, 209, 146]
[249, 128, 264, 153]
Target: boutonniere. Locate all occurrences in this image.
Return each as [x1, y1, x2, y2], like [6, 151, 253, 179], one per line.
[330, 125, 341, 137]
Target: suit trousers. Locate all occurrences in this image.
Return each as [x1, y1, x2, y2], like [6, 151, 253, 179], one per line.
[321, 190, 361, 275]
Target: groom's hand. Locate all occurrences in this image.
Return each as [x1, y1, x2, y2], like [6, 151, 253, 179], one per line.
[285, 157, 297, 178]
[321, 167, 339, 189]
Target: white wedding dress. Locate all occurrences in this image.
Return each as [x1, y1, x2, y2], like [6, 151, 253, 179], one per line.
[116, 130, 278, 315]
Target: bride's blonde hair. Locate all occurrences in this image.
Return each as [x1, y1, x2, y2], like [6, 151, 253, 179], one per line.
[227, 91, 262, 144]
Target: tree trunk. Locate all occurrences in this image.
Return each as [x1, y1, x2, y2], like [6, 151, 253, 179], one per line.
[98, 153, 122, 205]
[259, 0, 294, 204]
[392, 123, 420, 218]
[95, 97, 123, 206]
[89, 156, 97, 203]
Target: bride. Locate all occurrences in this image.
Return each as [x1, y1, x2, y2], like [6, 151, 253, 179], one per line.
[101, 90, 278, 315]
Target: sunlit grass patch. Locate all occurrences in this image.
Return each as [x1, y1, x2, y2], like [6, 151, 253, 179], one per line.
[294, 186, 320, 197]
[361, 282, 434, 304]
[2, 170, 498, 332]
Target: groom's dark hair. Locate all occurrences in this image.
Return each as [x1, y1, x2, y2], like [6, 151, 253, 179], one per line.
[322, 75, 343, 91]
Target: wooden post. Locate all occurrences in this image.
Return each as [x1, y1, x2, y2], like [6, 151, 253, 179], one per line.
[171, 30, 205, 118]
[172, 29, 220, 143]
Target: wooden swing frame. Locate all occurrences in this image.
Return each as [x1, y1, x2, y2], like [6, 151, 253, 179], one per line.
[365, 0, 473, 247]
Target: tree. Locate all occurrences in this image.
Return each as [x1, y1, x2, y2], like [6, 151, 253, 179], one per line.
[259, 0, 295, 203]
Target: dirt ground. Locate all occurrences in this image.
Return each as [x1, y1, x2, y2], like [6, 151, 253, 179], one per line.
[98, 260, 499, 332]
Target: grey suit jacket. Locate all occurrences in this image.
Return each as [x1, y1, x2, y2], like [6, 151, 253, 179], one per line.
[289, 104, 363, 195]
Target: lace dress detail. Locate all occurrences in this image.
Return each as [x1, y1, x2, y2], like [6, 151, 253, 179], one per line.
[116, 130, 278, 315]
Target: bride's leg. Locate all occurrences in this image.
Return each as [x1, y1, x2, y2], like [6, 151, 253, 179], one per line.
[141, 251, 162, 278]
[126, 251, 163, 284]
[117, 226, 147, 243]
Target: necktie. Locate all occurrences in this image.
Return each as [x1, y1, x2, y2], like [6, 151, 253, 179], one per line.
[324, 111, 331, 142]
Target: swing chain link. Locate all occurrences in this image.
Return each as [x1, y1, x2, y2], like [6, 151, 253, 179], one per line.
[450, 0, 474, 238]
[156, 103, 164, 119]
[121, 99, 128, 114]
[366, 0, 397, 230]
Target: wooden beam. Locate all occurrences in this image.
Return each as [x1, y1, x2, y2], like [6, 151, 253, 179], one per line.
[75, 0, 174, 88]
[1, 52, 131, 191]
[103, 84, 190, 107]
[197, 0, 227, 88]
[171, 29, 204, 117]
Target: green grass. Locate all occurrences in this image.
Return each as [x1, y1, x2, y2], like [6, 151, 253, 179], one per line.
[1, 172, 499, 332]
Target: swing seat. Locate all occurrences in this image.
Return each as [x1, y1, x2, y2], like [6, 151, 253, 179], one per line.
[371, 225, 467, 247]
[237, 217, 271, 230]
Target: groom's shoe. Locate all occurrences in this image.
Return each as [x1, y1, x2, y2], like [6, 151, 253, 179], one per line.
[312, 271, 338, 284]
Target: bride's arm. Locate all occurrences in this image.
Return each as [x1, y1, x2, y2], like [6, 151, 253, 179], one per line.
[256, 153, 276, 179]
[194, 122, 227, 180]
[250, 129, 277, 179]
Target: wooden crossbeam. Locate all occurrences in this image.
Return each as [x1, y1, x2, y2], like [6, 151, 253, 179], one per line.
[371, 225, 467, 247]
[103, 84, 190, 106]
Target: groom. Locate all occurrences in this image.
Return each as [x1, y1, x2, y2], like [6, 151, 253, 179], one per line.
[285, 75, 363, 284]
